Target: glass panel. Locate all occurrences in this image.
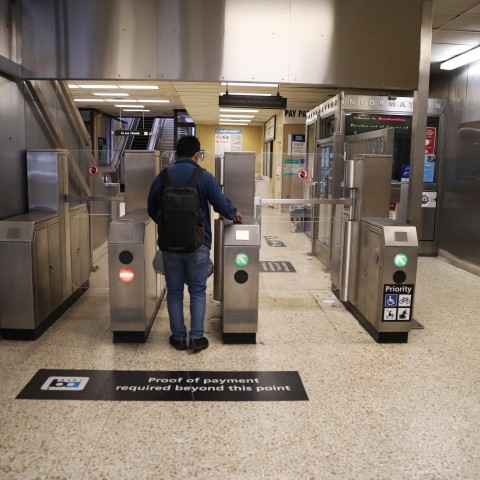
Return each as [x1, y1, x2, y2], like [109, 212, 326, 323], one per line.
[175, 110, 194, 123]
[316, 203, 332, 247]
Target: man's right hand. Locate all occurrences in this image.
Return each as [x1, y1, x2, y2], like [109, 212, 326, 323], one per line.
[234, 211, 244, 223]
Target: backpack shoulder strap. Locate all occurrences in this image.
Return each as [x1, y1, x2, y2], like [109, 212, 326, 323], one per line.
[187, 165, 204, 188]
[160, 168, 173, 188]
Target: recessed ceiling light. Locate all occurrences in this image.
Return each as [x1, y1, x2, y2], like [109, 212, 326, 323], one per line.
[93, 92, 129, 96]
[123, 109, 151, 112]
[105, 99, 137, 102]
[221, 82, 278, 88]
[137, 99, 170, 103]
[221, 92, 272, 97]
[219, 122, 248, 126]
[220, 118, 251, 123]
[77, 84, 118, 89]
[118, 85, 159, 90]
[74, 98, 105, 102]
[115, 104, 144, 108]
[219, 114, 254, 118]
[220, 108, 259, 113]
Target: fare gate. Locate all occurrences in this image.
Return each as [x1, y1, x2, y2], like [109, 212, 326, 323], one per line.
[222, 222, 260, 344]
[107, 150, 162, 342]
[108, 213, 162, 342]
[330, 154, 420, 342]
[353, 217, 418, 342]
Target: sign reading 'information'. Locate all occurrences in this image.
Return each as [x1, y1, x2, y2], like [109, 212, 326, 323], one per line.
[17, 370, 308, 402]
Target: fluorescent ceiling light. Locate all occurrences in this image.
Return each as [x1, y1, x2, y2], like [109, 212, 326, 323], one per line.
[220, 108, 259, 113]
[105, 98, 137, 103]
[221, 92, 272, 97]
[115, 104, 144, 108]
[68, 84, 80, 89]
[74, 98, 105, 102]
[219, 122, 248, 126]
[77, 84, 118, 89]
[93, 92, 129, 96]
[440, 45, 480, 70]
[118, 85, 159, 90]
[137, 99, 170, 103]
[219, 114, 254, 118]
[123, 109, 150, 112]
[221, 82, 278, 88]
[220, 118, 251, 123]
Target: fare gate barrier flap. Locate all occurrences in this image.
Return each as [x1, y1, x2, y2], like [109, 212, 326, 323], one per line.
[222, 222, 260, 344]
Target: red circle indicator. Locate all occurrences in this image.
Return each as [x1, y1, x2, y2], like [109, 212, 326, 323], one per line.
[88, 164, 99, 176]
[119, 268, 134, 283]
[297, 169, 308, 180]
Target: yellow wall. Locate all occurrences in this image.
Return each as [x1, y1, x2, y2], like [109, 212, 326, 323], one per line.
[195, 124, 264, 174]
[268, 116, 306, 199]
[194, 120, 306, 200]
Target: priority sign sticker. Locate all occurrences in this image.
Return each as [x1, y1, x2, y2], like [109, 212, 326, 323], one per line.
[382, 284, 414, 322]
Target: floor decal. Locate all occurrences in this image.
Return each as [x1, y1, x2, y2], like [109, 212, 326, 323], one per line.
[17, 370, 308, 401]
[260, 261, 296, 273]
[264, 236, 286, 247]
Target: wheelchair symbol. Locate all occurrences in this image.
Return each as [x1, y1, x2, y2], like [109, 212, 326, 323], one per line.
[385, 294, 397, 307]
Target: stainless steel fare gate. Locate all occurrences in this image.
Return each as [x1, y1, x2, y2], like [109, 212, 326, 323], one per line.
[108, 212, 163, 342]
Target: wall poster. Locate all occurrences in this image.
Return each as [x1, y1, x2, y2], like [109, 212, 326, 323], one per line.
[215, 129, 242, 156]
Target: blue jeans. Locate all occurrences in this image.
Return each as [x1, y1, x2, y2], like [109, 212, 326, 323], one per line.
[162, 245, 210, 340]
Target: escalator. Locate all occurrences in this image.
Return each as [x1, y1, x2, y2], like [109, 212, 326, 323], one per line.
[130, 117, 155, 150]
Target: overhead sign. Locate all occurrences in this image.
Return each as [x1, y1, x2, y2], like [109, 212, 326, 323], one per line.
[17, 369, 308, 402]
[114, 130, 152, 136]
[219, 94, 287, 109]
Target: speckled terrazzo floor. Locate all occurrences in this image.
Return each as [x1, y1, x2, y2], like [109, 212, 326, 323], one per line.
[1, 209, 480, 479]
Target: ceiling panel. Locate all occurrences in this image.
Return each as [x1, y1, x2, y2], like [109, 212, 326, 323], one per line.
[433, 13, 458, 28]
[432, 30, 480, 44]
[431, 1, 480, 73]
[432, 0, 480, 13]
[69, 1, 480, 125]
[442, 14, 480, 31]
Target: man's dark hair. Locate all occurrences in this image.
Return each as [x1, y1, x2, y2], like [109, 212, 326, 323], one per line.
[176, 135, 201, 158]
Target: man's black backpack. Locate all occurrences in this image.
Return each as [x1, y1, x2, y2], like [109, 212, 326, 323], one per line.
[157, 165, 205, 253]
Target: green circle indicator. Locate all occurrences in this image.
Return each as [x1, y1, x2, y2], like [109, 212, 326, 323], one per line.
[234, 252, 249, 267]
[394, 253, 408, 268]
